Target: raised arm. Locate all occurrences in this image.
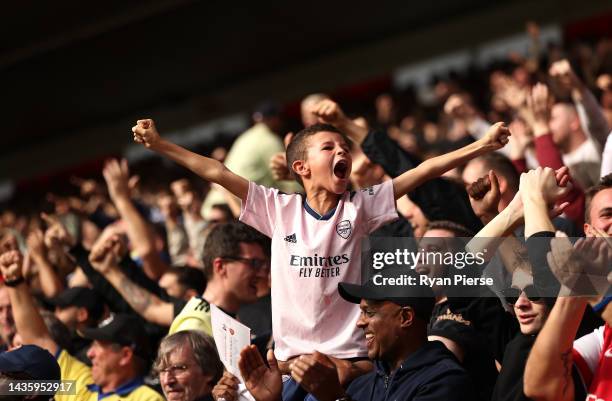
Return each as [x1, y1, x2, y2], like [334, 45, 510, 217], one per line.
[103, 158, 168, 280]
[522, 234, 606, 401]
[311, 100, 368, 145]
[0, 251, 58, 355]
[392, 123, 510, 199]
[550, 59, 610, 147]
[132, 119, 249, 201]
[520, 167, 570, 238]
[524, 297, 585, 401]
[465, 171, 530, 276]
[88, 231, 174, 326]
[26, 229, 64, 298]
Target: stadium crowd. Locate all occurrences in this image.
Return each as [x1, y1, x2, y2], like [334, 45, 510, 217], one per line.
[0, 21, 611, 401]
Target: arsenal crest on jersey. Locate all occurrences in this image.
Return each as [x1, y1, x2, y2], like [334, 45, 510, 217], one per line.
[336, 220, 352, 239]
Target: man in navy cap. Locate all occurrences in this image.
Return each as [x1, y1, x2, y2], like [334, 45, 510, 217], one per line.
[0, 344, 60, 401]
[233, 268, 474, 401]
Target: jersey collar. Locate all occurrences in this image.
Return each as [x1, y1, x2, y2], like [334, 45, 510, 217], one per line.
[87, 376, 144, 400]
[303, 198, 337, 221]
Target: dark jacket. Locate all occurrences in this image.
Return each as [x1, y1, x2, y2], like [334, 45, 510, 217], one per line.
[346, 341, 474, 401]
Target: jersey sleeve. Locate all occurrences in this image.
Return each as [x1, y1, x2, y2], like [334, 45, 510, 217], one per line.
[239, 181, 278, 237]
[355, 180, 398, 233]
[573, 325, 605, 386]
[168, 296, 213, 336]
[55, 349, 93, 401]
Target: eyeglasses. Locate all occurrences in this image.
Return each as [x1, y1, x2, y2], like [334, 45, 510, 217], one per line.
[502, 285, 542, 305]
[158, 364, 189, 377]
[222, 256, 268, 270]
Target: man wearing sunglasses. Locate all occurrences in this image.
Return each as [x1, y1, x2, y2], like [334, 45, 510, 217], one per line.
[501, 280, 550, 336]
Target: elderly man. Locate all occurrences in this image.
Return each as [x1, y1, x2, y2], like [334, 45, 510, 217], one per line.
[0, 250, 164, 401]
[155, 330, 223, 401]
[223, 268, 473, 401]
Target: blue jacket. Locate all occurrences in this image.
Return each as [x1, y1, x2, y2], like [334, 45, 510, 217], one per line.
[346, 341, 474, 401]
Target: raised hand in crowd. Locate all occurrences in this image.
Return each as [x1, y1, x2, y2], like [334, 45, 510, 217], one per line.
[26, 228, 46, 263]
[312, 99, 349, 127]
[212, 371, 240, 401]
[103, 158, 132, 202]
[312, 99, 368, 144]
[132, 119, 161, 149]
[132, 118, 249, 203]
[547, 231, 612, 297]
[238, 345, 282, 401]
[41, 212, 74, 249]
[88, 228, 126, 275]
[40, 212, 76, 277]
[26, 228, 64, 297]
[467, 170, 501, 224]
[549, 59, 584, 96]
[519, 167, 571, 237]
[104, 158, 169, 279]
[268, 132, 293, 182]
[496, 77, 528, 112]
[444, 93, 478, 120]
[550, 58, 610, 148]
[478, 122, 511, 151]
[0, 250, 24, 284]
[520, 166, 570, 206]
[510, 166, 570, 220]
[467, 167, 570, 255]
[522, 82, 551, 137]
[507, 118, 533, 162]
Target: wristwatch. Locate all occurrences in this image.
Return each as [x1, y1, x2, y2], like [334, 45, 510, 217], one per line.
[4, 276, 25, 287]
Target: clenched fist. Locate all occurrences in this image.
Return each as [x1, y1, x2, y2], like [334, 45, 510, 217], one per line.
[467, 171, 501, 221]
[519, 167, 571, 205]
[0, 250, 24, 282]
[88, 231, 126, 274]
[479, 122, 511, 151]
[311, 100, 348, 127]
[132, 119, 161, 148]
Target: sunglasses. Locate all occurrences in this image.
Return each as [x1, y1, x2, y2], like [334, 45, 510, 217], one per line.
[222, 256, 268, 270]
[502, 285, 542, 305]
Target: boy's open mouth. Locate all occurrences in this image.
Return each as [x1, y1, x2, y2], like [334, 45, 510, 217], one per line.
[333, 160, 348, 179]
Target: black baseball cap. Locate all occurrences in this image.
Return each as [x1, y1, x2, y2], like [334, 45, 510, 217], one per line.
[79, 314, 150, 359]
[48, 287, 105, 321]
[338, 267, 435, 321]
[0, 344, 61, 381]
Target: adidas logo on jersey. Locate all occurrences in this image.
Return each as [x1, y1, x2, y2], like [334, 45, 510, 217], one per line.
[284, 233, 297, 243]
